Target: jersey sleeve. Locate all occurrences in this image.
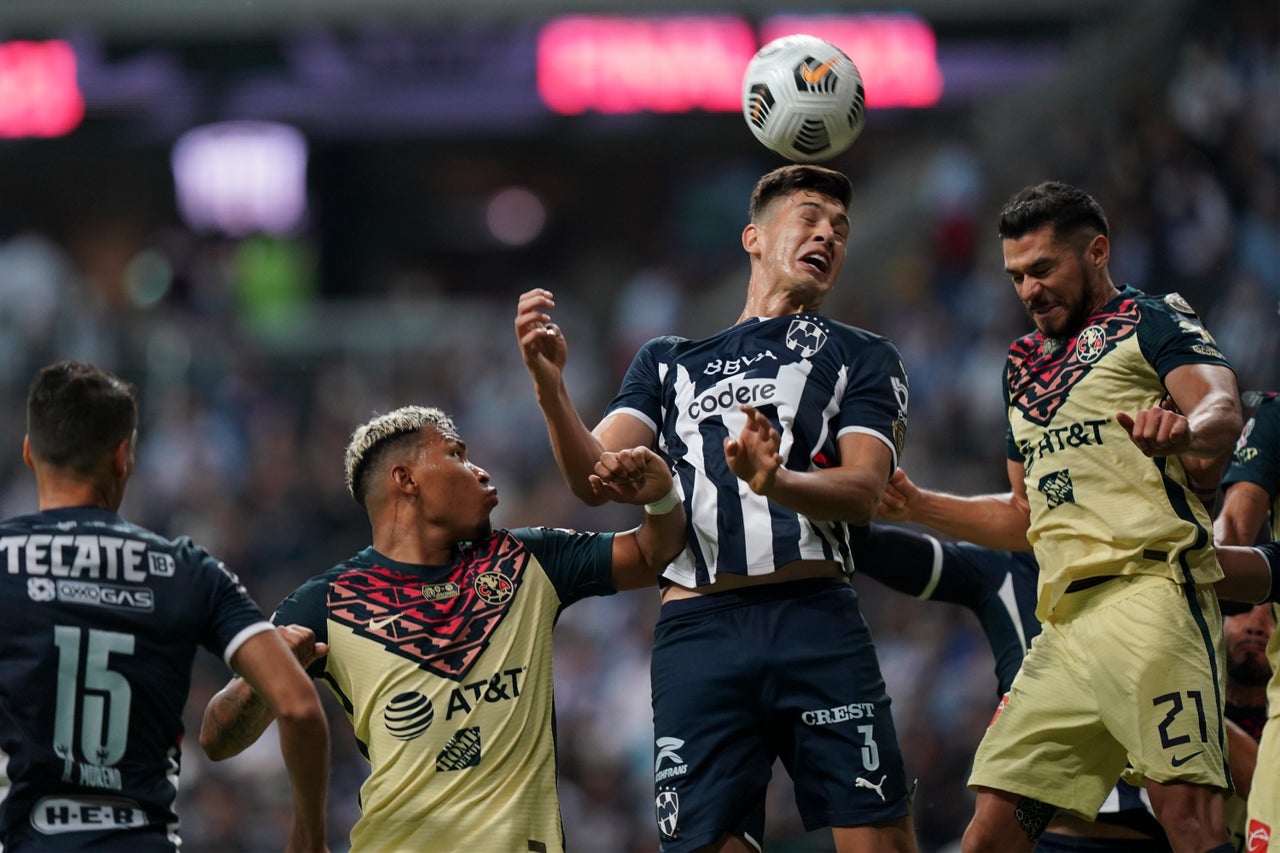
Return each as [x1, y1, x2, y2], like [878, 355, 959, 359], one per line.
[511, 526, 616, 607]
[177, 538, 273, 667]
[604, 336, 681, 434]
[271, 573, 335, 678]
[851, 524, 945, 599]
[836, 336, 909, 470]
[1003, 356, 1023, 463]
[1136, 292, 1234, 380]
[1222, 396, 1280, 498]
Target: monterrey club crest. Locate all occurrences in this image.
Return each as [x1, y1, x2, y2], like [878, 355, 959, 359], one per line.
[785, 317, 828, 357]
[655, 789, 680, 840]
[328, 532, 528, 680]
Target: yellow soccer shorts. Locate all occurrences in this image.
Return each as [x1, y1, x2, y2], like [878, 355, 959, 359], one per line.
[1248, 722, 1279, 851]
[968, 574, 1230, 819]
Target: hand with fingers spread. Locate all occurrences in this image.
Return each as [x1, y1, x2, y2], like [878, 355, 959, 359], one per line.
[589, 446, 675, 506]
[514, 288, 569, 391]
[1115, 406, 1192, 457]
[723, 405, 782, 495]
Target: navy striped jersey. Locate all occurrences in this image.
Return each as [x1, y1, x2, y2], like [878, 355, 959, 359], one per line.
[0, 507, 272, 851]
[1002, 287, 1233, 620]
[608, 313, 909, 588]
[270, 527, 615, 853]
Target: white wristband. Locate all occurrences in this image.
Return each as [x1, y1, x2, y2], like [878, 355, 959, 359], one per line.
[644, 486, 681, 516]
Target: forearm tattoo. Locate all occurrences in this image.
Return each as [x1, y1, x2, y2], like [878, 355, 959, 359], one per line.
[206, 679, 273, 753]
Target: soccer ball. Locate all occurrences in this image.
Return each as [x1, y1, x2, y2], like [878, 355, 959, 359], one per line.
[741, 34, 866, 163]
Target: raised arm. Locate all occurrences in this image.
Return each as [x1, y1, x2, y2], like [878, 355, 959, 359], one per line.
[590, 446, 688, 590]
[1116, 363, 1241, 496]
[216, 625, 330, 853]
[877, 464, 1033, 552]
[515, 288, 654, 505]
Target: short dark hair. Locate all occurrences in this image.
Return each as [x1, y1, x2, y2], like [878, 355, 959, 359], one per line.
[27, 361, 138, 475]
[997, 181, 1110, 247]
[344, 405, 457, 506]
[748, 164, 853, 222]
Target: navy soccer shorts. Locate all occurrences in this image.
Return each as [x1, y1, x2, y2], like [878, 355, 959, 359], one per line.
[650, 578, 911, 851]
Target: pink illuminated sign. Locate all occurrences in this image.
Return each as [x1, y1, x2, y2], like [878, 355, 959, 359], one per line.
[538, 16, 757, 114]
[537, 14, 943, 115]
[0, 41, 84, 138]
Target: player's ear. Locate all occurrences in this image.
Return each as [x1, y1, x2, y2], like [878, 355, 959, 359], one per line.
[742, 222, 760, 255]
[108, 435, 133, 480]
[1087, 233, 1109, 270]
[22, 435, 34, 472]
[390, 463, 417, 495]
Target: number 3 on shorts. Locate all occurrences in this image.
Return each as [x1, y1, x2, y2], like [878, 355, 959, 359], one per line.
[857, 724, 880, 770]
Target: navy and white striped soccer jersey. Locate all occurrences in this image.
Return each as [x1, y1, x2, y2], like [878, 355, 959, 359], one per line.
[608, 313, 909, 587]
[0, 507, 273, 851]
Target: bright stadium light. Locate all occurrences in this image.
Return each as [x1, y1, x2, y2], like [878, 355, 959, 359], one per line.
[171, 120, 309, 237]
[0, 40, 84, 138]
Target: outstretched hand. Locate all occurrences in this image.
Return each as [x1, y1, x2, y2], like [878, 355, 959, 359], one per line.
[589, 446, 675, 506]
[723, 405, 781, 495]
[876, 468, 920, 522]
[1115, 406, 1192, 457]
[514, 288, 569, 387]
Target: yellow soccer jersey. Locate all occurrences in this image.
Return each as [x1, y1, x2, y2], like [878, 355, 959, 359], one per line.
[272, 528, 617, 853]
[1002, 287, 1233, 620]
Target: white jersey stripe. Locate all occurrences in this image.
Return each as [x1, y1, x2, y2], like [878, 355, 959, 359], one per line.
[607, 315, 909, 587]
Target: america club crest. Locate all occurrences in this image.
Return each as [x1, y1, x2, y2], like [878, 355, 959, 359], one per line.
[474, 571, 514, 606]
[1075, 325, 1106, 364]
[785, 318, 828, 357]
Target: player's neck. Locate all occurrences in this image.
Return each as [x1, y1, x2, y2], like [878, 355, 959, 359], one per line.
[1226, 682, 1267, 709]
[1084, 278, 1120, 319]
[35, 475, 120, 512]
[738, 287, 817, 323]
[371, 520, 456, 567]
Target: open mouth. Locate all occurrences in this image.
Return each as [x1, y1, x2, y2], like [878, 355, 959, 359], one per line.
[800, 252, 829, 274]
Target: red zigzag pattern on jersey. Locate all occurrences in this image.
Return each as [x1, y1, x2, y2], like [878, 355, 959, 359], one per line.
[327, 532, 528, 681]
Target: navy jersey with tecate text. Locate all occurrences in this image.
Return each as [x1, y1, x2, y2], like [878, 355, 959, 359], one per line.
[608, 314, 909, 588]
[0, 507, 272, 851]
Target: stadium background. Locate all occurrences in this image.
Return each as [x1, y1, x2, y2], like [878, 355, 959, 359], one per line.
[0, 0, 1274, 849]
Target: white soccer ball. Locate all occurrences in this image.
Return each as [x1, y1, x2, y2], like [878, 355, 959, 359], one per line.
[741, 34, 866, 163]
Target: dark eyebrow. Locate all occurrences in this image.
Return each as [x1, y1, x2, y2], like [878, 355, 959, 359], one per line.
[1005, 256, 1052, 276]
[797, 200, 850, 229]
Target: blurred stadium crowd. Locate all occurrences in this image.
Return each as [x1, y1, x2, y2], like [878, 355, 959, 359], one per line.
[0, 0, 1275, 850]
